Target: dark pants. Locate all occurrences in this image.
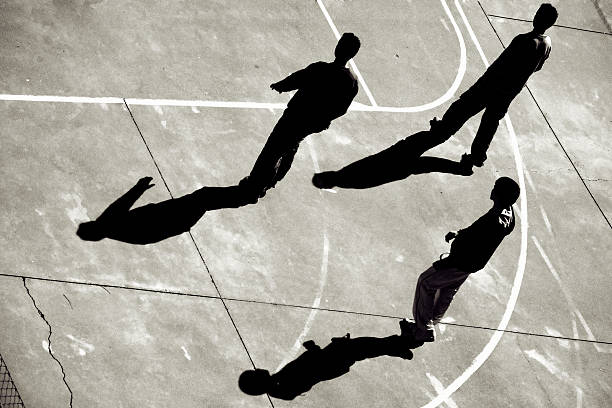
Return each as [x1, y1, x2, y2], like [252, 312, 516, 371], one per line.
[246, 111, 326, 193]
[412, 264, 470, 332]
[437, 81, 516, 163]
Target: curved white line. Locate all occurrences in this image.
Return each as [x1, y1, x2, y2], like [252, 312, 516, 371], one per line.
[348, 0, 467, 113]
[316, 0, 378, 107]
[420, 2, 529, 407]
[0, 0, 466, 114]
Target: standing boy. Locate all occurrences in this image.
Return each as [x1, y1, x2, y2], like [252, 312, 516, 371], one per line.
[430, 4, 558, 168]
[402, 177, 520, 343]
[240, 33, 360, 200]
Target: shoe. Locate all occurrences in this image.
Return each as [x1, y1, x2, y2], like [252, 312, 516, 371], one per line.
[399, 319, 416, 337]
[414, 328, 436, 343]
[429, 117, 442, 131]
[458, 153, 474, 175]
[238, 176, 267, 201]
[469, 153, 486, 167]
[312, 172, 336, 189]
[399, 319, 426, 348]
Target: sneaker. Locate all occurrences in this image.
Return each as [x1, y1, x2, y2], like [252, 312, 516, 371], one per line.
[470, 153, 486, 167]
[312, 172, 335, 189]
[399, 319, 426, 348]
[458, 153, 474, 175]
[429, 117, 442, 132]
[414, 328, 436, 343]
[399, 319, 416, 337]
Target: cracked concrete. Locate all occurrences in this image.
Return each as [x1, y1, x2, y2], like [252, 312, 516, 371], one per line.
[22, 278, 74, 408]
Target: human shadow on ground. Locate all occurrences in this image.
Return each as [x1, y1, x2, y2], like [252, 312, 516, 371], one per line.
[239, 331, 421, 400]
[76, 177, 252, 245]
[312, 130, 473, 190]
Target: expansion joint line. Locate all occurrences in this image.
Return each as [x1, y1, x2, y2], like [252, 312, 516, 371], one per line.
[5, 272, 612, 346]
[123, 99, 174, 199]
[22, 278, 73, 408]
[122, 103, 273, 406]
[477, 1, 612, 230]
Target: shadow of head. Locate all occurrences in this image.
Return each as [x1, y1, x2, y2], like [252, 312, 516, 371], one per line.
[76, 221, 105, 241]
[238, 369, 272, 396]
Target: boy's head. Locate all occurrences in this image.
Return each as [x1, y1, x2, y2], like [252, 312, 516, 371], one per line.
[238, 369, 272, 396]
[491, 177, 520, 207]
[76, 221, 106, 241]
[533, 3, 558, 33]
[335, 33, 361, 62]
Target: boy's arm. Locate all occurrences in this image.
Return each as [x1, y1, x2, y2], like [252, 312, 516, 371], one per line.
[270, 63, 315, 93]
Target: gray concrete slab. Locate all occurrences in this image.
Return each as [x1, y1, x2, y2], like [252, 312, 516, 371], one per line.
[479, 0, 612, 33]
[0, 276, 70, 408]
[227, 300, 611, 406]
[488, 18, 612, 220]
[454, 2, 612, 341]
[0, 276, 267, 408]
[2, 1, 611, 407]
[127, 103, 521, 336]
[0, 0, 367, 104]
[321, 0, 464, 107]
[0, 101, 217, 295]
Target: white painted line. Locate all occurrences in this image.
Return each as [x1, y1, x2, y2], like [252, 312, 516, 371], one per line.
[275, 232, 329, 372]
[0, 94, 124, 104]
[576, 386, 583, 408]
[426, 373, 459, 408]
[0, 0, 465, 114]
[316, 0, 378, 107]
[420, 2, 529, 407]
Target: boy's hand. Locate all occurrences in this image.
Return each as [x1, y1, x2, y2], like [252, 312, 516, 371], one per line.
[270, 83, 282, 93]
[445, 231, 457, 242]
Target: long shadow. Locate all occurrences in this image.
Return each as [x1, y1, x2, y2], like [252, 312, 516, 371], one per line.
[312, 130, 472, 190]
[239, 332, 420, 400]
[76, 177, 252, 245]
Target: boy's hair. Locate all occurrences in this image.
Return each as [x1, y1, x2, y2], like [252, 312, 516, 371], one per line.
[238, 369, 271, 396]
[533, 3, 558, 31]
[493, 177, 520, 206]
[335, 32, 361, 60]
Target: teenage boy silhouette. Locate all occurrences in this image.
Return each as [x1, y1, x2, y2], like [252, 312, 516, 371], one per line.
[430, 4, 558, 169]
[240, 33, 360, 200]
[402, 177, 520, 343]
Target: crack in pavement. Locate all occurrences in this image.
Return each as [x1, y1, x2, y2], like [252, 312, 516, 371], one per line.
[22, 278, 73, 408]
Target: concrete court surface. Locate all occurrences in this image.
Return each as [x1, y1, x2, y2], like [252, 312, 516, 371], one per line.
[0, 0, 610, 407]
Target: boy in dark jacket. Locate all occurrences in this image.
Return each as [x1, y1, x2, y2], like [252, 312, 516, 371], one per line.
[430, 4, 558, 168]
[240, 33, 360, 200]
[402, 177, 520, 343]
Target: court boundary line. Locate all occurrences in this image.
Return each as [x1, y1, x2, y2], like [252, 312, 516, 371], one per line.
[0, 0, 467, 114]
[1, 273, 610, 346]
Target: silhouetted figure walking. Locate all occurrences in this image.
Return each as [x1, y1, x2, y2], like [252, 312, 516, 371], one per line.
[238, 333, 412, 400]
[312, 130, 472, 190]
[76, 177, 249, 244]
[401, 177, 520, 344]
[430, 4, 558, 168]
[240, 33, 360, 200]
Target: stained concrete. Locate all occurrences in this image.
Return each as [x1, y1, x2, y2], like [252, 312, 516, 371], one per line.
[1, 0, 611, 407]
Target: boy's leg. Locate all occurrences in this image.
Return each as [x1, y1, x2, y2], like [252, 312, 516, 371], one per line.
[435, 85, 488, 140]
[412, 265, 470, 340]
[431, 277, 468, 325]
[469, 97, 512, 166]
[266, 143, 299, 191]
